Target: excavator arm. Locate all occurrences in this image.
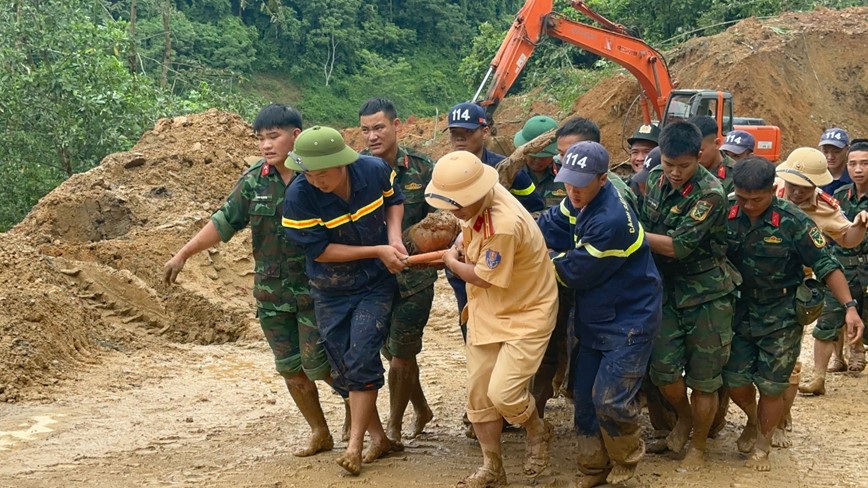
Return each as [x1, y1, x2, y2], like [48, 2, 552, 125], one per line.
[475, 0, 672, 130]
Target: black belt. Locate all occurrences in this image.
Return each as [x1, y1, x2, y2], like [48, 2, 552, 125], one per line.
[736, 286, 796, 300]
[837, 255, 868, 267]
[661, 257, 722, 276]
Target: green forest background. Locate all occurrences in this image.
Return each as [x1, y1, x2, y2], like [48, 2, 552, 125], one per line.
[0, 0, 860, 231]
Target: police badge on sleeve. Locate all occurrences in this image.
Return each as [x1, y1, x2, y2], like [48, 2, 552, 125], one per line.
[485, 249, 502, 269]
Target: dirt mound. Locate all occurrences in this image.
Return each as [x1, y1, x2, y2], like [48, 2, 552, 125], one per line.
[574, 6, 868, 159]
[2, 110, 263, 401]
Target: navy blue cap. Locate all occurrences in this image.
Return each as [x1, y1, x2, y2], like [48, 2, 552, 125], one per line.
[447, 103, 487, 130]
[721, 130, 755, 154]
[819, 128, 849, 149]
[632, 147, 661, 184]
[553, 141, 609, 188]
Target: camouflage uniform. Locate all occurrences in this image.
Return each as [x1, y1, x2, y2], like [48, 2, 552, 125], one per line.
[815, 184, 868, 344]
[710, 153, 737, 195]
[362, 146, 438, 359]
[724, 197, 843, 396]
[529, 164, 568, 209]
[640, 165, 738, 393]
[211, 159, 329, 380]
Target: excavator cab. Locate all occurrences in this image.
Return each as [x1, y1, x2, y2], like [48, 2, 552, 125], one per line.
[662, 90, 780, 161]
[662, 90, 734, 133]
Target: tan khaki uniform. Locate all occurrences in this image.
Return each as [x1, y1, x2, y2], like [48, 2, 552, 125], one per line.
[778, 186, 851, 242]
[461, 184, 558, 424]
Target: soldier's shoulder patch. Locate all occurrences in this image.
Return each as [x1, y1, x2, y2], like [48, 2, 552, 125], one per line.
[689, 199, 713, 222]
[817, 191, 840, 210]
[764, 235, 783, 244]
[404, 182, 423, 191]
[771, 211, 781, 227]
[485, 249, 502, 269]
[670, 205, 683, 215]
[728, 205, 739, 219]
[681, 182, 694, 197]
[809, 226, 826, 248]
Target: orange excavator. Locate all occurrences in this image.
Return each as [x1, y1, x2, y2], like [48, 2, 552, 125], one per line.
[472, 0, 781, 161]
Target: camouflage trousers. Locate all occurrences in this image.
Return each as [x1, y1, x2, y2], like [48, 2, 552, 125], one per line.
[650, 294, 734, 393]
[723, 296, 802, 397]
[814, 273, 868, 344]
[258, 306, 330, 381]
[382, 284, 435, 360]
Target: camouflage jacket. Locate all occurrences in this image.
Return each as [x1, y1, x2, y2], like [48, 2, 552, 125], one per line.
[529, 164, 567, 209]
[709, 153, 737, 196]
[641, 164, 738, 308]
[211, 159, 309, 312]
[832, 184, 868, 275]
[726, 197, 842, 334]
[361, 146, 437, 296]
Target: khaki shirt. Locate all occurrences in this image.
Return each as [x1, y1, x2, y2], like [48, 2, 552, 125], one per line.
[462, 185, 558, 346]
[777, 185, 851, 243]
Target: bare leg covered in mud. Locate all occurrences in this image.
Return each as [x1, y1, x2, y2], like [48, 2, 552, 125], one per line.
[655, 379, 693, 455]
[338, 390, 400, 476]
[285, 374, 334, 457]
[731, 384, 784, 471]
[678, 389, 718, 470]
[728, 384, 758, 453]
[772, 364, 800, 448]
[458, 419, 507, 487]
[386, 356, 432, 443]
[409, 376, 434, 437]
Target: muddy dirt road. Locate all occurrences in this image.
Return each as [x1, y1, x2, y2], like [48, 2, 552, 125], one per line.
[1, 278, 866, 488]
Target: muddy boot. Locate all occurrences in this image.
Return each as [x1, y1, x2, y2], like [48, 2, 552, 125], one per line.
[576, 434, 612, 488]
[798, 376, 826, 396]
[601, 429, 644, 485]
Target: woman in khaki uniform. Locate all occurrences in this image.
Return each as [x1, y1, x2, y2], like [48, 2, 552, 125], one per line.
[425, 151, 558, 487]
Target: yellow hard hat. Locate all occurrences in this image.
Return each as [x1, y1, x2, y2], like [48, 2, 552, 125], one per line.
[776, 147, 832, 187]
[424, 151, 498, 210]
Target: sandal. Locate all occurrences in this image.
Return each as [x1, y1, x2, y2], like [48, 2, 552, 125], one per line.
[828, 356, 847, 373]
[847, 347, 866, 373]
[524, 420, 554, 478]
[455, 466, 507, 488]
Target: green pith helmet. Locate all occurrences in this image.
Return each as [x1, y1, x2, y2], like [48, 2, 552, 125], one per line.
[286, 126, 358, 172]
[795, 278, 825, 326]
[513, 115, 558, 157]
[627, 124, 661, 145]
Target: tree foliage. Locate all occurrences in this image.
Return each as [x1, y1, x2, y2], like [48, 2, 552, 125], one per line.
[1, 0, 859, 230]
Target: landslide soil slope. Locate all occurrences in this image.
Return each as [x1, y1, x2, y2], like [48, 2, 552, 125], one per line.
[573, 7, 868, 158]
